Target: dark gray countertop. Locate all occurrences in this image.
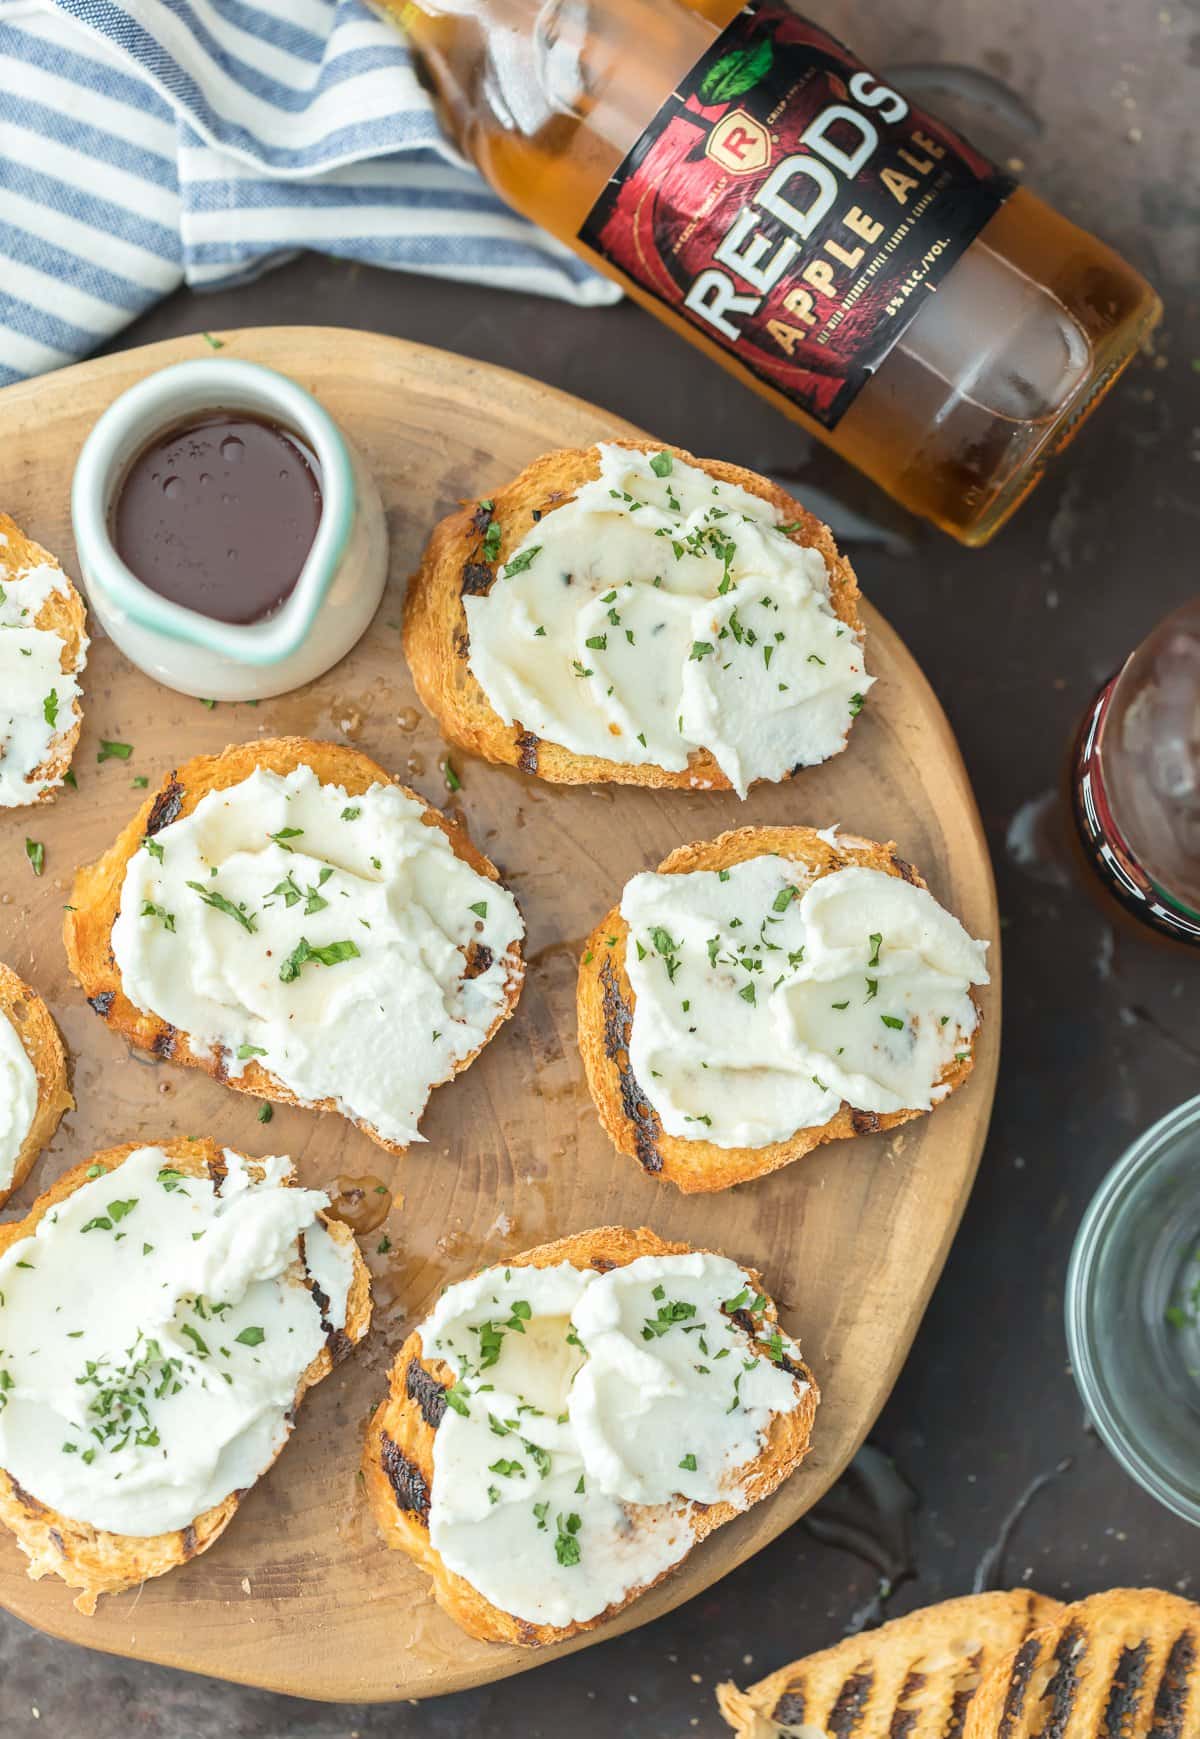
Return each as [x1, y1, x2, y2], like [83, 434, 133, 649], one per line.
[2, 0, 1197, 1732]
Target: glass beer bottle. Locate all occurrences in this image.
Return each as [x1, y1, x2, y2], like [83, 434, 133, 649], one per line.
[382, 0, 1161, 544]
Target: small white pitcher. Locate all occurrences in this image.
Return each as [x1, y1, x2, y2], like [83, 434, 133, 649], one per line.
[71, 358, 388, 701]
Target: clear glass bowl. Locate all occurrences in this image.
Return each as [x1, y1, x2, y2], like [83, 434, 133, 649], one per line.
[1066, 1094, 1200, 1526]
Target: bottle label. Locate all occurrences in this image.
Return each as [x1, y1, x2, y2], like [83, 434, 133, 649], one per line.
[579, 3, 1016, 430]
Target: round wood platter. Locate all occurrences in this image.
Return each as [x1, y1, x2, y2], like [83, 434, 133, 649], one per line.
[0, 328, 999, 1702]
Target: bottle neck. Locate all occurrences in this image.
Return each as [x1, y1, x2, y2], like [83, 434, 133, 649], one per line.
[395, 0, 726, 156]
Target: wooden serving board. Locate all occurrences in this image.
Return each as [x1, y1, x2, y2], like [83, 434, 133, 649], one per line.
[0, 328, 999, 1702]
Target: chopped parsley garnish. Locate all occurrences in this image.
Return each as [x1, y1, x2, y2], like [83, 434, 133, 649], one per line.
[689, 640, 714, 661]
[679, 1452, 697, 1471]
[43, 690, 58, 728]
[156, 1167, 185, 1191]
[235, 1326, 265, 1347]
[444, 1386, 470, 1417]
[881, 1014, 905, 1030]
[469, 901, 488, 919]
[279, 936, 360, 983]
[772, 885, 797, 913]
[649, 451, 674, 477]
[443, 759, 462, 792]
[482, 519, 502, 563]
[867, 933, 883, 968]
[97, 740, 133, 762]
[186, 880, 257, 932]
[849, 692, 866, 716]
[140, 901, 175, 932]
[504, 545, 542, 577]
[237, 1043, 267, 1060]
[554, 1511, 582, 1567]
[258, 1104, 273, 1124]
[641, 1299, 698, 1340]
[269, 827, 304, 850]
[340, 806, 361, 821]
[24, 839, 44, 877]
[143, 835, 165, 863]
[584, 633, 607, 651]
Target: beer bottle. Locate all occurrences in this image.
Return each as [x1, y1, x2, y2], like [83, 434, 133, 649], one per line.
[384, 0, 1161, 544]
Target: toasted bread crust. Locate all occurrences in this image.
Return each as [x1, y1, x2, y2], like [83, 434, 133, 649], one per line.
[577, 826, 982, 1194]
[402, 439, 865, 790]
[0, 962, 72, 1206]
[0, 1137, 371, 1614]
[716, 1590, 1064, 1739]
[963, 1588, 1200, 1739]
[61, 735, 525, 1155]
[362, 1223, 819, 1647]
[0, 513, 87, 805]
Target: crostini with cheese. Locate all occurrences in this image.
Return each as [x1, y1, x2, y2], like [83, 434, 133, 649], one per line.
[0, 1138, 371, 1613]
[0, 962, 72, 1207]
[63, 736, 525, 1155]
[363, 1224, 818, 1646]
[578, 825, 990, 1192]
[0, 512, 88, 807]
[404, 441, 871, 796]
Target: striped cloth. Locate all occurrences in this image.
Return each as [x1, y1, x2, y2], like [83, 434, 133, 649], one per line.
[0, 0, 620, 387]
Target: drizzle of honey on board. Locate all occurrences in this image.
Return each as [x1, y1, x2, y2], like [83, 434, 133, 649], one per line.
[325, 1174, 393, 1236]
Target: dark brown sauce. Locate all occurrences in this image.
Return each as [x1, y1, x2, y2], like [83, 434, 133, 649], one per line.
[111, 412, 322, 625]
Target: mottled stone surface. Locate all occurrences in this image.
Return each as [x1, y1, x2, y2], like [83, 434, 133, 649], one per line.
[2, 0, 1197, 1732]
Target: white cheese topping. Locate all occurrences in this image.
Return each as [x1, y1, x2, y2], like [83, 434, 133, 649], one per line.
[0, 1146, 354, 1537]
[622, 855, 990, 1150]
[465, 444, 871, 797]
[0, 1013, 38, 1191]
[109, 764, 524, 1148]
[422, 1251, 807, 1628]
[0, 554, 87, 807]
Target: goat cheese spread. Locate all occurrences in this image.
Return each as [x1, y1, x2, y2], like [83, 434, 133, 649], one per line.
[464, 444, 871, 797]
[0, 549, 87, 806]
[109, 765, 524, 1147]
[0, 1146, 354, 1536]
[422, 1251, 808, 1628]
[0, 1014, 37, 1190]
[622, 856, 990, 1149]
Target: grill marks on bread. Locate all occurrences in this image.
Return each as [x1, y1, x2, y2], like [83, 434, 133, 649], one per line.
[718, 1592, 1200, 1739]
[717, 1591, 1062, 1739]
[967, 1592, 1200, 1739]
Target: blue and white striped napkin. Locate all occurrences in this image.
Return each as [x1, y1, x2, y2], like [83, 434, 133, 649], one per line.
[0, 0, 620, 387]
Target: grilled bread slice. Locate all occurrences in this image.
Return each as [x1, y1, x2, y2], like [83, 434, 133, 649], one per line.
[0, 1137, 371, 1613]
[402, 439, 864, 789]
[0, 512, 87, 804]
[963, 1589, 1200, 1739]
[578, 825, 985, 1193]
[717, 1590, 1063, 1739]
[362, 1224, 819, 1647]
[62, 735, 524, 1155]
[0, 962, 72, 1206]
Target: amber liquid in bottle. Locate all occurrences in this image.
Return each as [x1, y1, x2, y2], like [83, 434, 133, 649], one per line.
[1071, 601, 1200, 949]
[383, 0, 1160, 544]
